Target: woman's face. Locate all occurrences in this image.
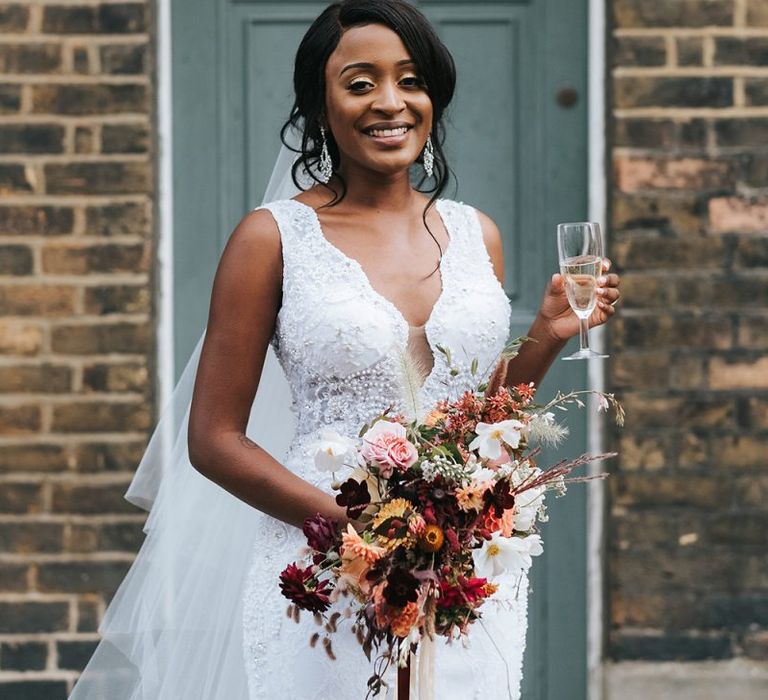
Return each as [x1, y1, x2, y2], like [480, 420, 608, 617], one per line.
[324, 23, 433, 178]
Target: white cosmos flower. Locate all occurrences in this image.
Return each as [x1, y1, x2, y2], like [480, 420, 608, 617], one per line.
[514, 487, 546, 532]
[311, 430, 357, 472]
[471, 467, 497, 490]
[468, 420, 525, 460]
[473, 532, 544, 579]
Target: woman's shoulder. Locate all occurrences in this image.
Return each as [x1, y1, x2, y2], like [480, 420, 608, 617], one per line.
[438, 198, 501, 243]
[439, 198, 504, 279]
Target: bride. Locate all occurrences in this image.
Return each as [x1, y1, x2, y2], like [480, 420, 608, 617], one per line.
[69, 1, 620, 699]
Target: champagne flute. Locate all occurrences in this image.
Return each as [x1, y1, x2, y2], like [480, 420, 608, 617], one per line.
[557, 221, 609, 361]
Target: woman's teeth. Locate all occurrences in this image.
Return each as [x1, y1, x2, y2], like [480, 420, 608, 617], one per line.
[367, 127, 409, 137]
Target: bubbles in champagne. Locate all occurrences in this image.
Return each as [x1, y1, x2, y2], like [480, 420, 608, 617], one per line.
[560, 255, 602, 318]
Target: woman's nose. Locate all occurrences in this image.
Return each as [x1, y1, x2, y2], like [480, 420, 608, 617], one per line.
[371, 82, 406, 113]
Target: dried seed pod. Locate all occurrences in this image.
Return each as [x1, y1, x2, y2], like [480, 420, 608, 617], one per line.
[322, 636, 337, 661]
[309, 632, 320, 648]
[292, 605, 301, 623]
[314, 612, 322, 625]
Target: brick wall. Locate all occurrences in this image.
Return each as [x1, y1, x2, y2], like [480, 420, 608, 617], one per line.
[0, 2, 154, 696]
[608, 0, 768, 682]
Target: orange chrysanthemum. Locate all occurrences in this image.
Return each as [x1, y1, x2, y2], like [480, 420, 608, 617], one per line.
[341, 524, 385, 564]
[455, 483, 486, 512]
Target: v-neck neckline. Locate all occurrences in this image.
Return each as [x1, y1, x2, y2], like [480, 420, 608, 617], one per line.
[289, 197, 453, 388]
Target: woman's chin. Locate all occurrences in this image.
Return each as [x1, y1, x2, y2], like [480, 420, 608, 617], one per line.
[355, 154, 422, 178]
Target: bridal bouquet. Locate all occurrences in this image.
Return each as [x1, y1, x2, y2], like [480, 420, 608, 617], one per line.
[278, 340, 623, 696]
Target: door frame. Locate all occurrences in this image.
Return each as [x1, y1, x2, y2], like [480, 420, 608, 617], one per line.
[154, 1, 609, 697]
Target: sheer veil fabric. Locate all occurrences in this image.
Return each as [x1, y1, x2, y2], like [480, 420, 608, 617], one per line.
[68, 128, 307, 699]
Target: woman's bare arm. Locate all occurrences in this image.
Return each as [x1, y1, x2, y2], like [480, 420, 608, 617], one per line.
[187, 208, 349, 529]
[477, 209, 620, 388]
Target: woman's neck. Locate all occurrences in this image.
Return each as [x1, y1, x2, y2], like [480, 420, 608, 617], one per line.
[331, 163, 422, 213]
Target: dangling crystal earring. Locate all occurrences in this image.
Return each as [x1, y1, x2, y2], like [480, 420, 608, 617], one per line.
[423, 134, 434, 178]
[318, 125, 333, 184]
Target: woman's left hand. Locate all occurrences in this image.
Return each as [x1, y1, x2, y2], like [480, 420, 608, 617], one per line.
[536, 258, 621, 342]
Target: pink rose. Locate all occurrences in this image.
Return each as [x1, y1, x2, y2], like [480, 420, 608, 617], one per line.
[384, 436, 418, 473]
[360, 420, 418, 477]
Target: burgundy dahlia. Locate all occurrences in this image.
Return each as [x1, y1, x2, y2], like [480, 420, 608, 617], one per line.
[383, 568, 420, 607]
[279, 563, 332, 613]
[302, 513, 338, 552]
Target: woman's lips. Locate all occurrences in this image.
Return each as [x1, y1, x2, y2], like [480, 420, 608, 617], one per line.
[362, 125, 412, 146]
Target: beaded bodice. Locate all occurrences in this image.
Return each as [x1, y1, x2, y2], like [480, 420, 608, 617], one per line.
[260, 198, 511, 460]
[243, 198, 525, 700]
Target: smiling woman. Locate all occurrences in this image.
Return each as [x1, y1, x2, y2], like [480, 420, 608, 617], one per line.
[67, 1, 620, 699]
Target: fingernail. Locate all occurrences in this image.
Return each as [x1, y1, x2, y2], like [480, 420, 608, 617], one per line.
[598, 276, 607, 285]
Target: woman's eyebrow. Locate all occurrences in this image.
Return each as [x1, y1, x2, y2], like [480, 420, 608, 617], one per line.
[339, 58, 416, 77]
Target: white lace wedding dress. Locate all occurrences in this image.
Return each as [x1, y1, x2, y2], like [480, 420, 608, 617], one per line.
[241, 198, 529, 700]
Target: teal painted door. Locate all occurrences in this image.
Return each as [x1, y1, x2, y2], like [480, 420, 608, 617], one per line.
[172, 1, 590, 698]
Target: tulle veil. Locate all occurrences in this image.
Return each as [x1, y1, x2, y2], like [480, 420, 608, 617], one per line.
[68, 127, 308, 699]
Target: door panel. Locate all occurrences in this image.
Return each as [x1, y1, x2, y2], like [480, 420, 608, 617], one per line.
[172, 2, 590, 698]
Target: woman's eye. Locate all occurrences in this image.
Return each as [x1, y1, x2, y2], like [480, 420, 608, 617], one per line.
[347, 80, 373, 92]
[401, 76, 423, 88]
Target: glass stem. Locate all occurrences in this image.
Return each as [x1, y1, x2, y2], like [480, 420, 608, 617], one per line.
[579, 316, 590, 352]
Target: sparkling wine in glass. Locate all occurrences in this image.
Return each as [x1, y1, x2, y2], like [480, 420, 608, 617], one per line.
[557, 221, 608, 360]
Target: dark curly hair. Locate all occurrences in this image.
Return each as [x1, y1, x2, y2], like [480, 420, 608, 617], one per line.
[281, 0, 457, 227]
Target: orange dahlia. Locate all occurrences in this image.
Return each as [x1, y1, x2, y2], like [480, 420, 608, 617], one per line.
[391, 601, 420, 638]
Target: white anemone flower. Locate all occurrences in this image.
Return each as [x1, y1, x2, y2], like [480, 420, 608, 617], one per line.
[473, 532, 544, 579]
[468, 420, 525, 460]
[311, 430, 356, 472]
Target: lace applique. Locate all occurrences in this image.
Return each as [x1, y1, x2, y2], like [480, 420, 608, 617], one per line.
[242, 198, 527, 700]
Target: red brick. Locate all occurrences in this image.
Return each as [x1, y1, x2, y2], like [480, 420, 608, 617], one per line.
[42, 4, 148, 34]
[85, 202, 150, 237]
[709, 356, 768, 389]
[42, 242, 149, 274]
[738, 315, 768, 350]
[612, 193, 703, 236]
[0, 205, 74, 236]
[614, 77, 732, 109]
[0, 321, 43, 355]
[51, 400, 149, 432]
[748, 1, 768, 27]
[51, 321, 149, 354]
[0, 522, 64, 553]
[0, 43, 62, 74]
[613, 473, 723, 509]
[610, 351, 670, 388]
[0, 404, 41, 435]
[615, 157, 733, 193]
[613, 0, 734, 28]
[84, 284, 150, 315]
[82, 361, 148, 392]
[0, 443, 67, 473]
[709, 197, 768, 233]
[0, 481, 43, 513]
[0, 84, 21, 114]
[52, 482, 137, 514]
[713, 436, 768, 469]
[0, 5, 29, 32]
[0, 364, 71, 393]
[32, 84, 148, 115]
[45, 162, 150, 195]
[0, 285, 77, 316]
[68, 441, 147, 473]
[36, 560, 132, 596]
